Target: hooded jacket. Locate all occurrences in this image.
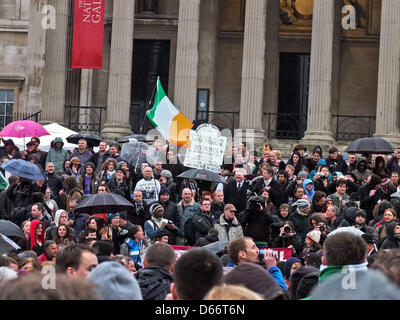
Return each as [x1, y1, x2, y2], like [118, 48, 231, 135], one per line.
[380, 222, 400, 249]
[46, 137, 68, 174]
[352, 157, 372, 183]
[135, 266, 173, 300]
[303, 179, 315, 201]
[27, 220, 45, 255]
[77, 162, 100, 194]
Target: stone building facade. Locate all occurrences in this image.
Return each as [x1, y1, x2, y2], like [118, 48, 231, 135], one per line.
[0, 0, 398, 153]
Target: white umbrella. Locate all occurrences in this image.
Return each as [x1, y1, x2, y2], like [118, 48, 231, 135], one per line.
[3, 123, 78, 151]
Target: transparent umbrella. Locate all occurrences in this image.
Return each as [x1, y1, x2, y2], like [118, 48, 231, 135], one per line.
[120, 138, 159, 169]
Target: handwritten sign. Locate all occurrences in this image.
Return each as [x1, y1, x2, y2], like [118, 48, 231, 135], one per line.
[184, 124, 227, 173]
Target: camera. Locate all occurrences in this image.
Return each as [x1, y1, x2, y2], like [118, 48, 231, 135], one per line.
[284, 226, 292, 234]
[319, 225, 326, 232]
[258, 250, 265, 259]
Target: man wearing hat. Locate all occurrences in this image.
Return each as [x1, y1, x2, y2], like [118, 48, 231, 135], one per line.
[144, 203, 169, 242]
[156, 186, 181, 244]
[380, 177, 392, 199]
[214, 203, 243, 242]
[0, 138, 15, 158]
[107, 212, 122, 254]
[288, 198, 312, 242]
[361, 233, 378, 266]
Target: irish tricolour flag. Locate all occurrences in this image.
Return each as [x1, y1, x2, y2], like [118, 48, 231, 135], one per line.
[146, 78, 193, 147]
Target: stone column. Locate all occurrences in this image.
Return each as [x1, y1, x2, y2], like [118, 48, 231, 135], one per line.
[301, 0, 337, 147]
[264, 0, 280, 115]
[236, 0, 267, 147]
[24, 0, 47, 114]
[41, 0, 70, 124]
[173, 0, 201, 122]
[198, 0, 218, 112]
[101, 0, 135, 140]
[374, 0, 400, 145]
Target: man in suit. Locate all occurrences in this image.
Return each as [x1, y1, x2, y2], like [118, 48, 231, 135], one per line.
[223, 168, 251, 212]
[251, 166, 282, 208]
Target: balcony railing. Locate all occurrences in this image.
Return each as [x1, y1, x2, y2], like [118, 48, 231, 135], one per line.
[264, 112, 376, 141]
[331, 114, 376, 141]
[65, 106, 106, 134]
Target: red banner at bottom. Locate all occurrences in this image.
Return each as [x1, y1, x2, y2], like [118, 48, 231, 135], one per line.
[171, 245, 292, 262]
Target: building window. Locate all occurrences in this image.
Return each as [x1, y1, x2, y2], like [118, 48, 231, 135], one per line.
[0, 90, 14, 129]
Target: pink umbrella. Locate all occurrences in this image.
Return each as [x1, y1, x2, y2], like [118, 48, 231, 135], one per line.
[0, 120, 50, 138]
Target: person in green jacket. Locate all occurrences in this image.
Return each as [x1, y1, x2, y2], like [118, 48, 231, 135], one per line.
[46, 137, 69, 175]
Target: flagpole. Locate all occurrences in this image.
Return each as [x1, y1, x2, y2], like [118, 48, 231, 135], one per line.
[139, 76, 158, 134]
[134, 77, 159, 171]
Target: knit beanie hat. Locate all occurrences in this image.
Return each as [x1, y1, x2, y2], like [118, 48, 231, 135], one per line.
[107, 212, 120, 224]
[87, 262, 143, 300]
[306, 230, 321, 244]
[149, 203, 164, 217]
[224, 263, 285, 300]
[284, 257, 302, 279]
[160, 170, 172, 179]
[381, 178, 391, 186]
[159, 186, 170, 196]
[354, 209, 367, 220]
[289, 266, 319, 300]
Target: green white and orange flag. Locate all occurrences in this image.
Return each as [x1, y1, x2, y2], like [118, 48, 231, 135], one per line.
[146, 78, 193, 147]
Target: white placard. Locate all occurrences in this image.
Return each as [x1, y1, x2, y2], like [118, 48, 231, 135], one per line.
[184, 124, 227, 173]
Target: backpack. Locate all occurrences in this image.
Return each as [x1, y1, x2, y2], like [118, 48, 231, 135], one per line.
[184, 217, 196, 246]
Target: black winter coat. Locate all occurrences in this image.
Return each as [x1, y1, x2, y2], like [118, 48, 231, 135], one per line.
[126, 201, 150, 228]
[238, 208, 275, 244]
[192, 211, 214, 243]
[135, 266, 173, 300]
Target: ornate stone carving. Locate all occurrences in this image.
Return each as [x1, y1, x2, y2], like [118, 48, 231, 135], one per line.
[280, 0, 314, 25]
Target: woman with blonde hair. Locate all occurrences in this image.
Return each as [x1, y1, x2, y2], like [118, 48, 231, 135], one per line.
[204, 285, 263, 300]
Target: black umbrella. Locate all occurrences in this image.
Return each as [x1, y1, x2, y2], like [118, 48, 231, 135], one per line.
[202, 241, 231, 254]
[0, 220, 25, 239]
[177, 169, 228, 184]
[345, 137, 394, 154]
[0, 233, 21, 255]
[118, 134, 155, 143]
[74, 193, 134, 214]
[66, 133, 103, 147]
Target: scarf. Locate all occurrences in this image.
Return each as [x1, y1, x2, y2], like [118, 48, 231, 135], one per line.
[319, 262, 368, 283]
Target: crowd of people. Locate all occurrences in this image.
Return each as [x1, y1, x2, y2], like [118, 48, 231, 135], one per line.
[1, 135, 400, 300]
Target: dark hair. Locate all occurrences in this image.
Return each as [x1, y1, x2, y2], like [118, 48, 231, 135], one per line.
[278, 170, 289, 179]
[92, 241, 114, 257]
[173, 249, 223, 300]
[144, 243, 176, 270]
[55, 243, 95, 273]
[32, 202, 44, 212]
[128, 225, 143, 239]
[328, 147, 338, 154]
[312, 191, 326, 204]
[54, 224, 75, 244]
[335, 180, 347, 188]
[323, 232, 367, 266]
[371, 249, 400, 288]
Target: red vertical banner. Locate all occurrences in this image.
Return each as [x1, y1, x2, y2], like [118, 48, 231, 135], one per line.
[71, 0, 105, 69]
